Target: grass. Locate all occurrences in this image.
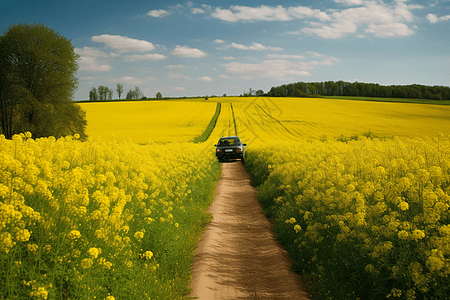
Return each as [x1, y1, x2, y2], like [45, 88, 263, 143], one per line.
[192, 102, 221, 143]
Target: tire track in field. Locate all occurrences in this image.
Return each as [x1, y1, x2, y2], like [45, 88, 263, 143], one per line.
[253, 103, 298, 138]
[189, 162, 309, 300]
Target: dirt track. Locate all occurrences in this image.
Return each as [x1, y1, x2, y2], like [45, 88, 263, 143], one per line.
[188, 161, 309, 300]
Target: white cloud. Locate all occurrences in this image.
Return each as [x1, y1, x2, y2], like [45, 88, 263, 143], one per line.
[211, 5, 291, 22]
[164, 64, 185, 69]
[300, 0, 416, 38]
[168, 72, 189, 79]
[171, 45, 207, 57]
[306, 51, 326, 57]
[75, 47, 119, 57]
[221, 56, 236, 60]
[92, 34, 156, 52]
[287, 6, 331, 22]
[231, 42, 283, 51]
[364, 22, 414, 38]
[209, 2, 417, 39]
[222, 56, 339, 79]
[333, 0, 363, 5]
[81, 76, 100, 80]
[218, 74, 231, 79]
[78, 56, 112, 72]
[213, 39, 226, 43]
[114, 76, 154, 84]
[199, 76, 212, 81]
[123, 54, 167, 61]
[427, 13, 450, 23]
[192, 8, 205, 14]
[147, 9, 171, 18]
[266, 54, 306, 59]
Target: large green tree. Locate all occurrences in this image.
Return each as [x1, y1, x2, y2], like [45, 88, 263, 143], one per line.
[0, 23, 86, 139]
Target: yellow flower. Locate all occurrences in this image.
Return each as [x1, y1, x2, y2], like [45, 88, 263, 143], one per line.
[398, 230, 409, 240]
[27, 243, 38, 254]
[29, 286, 48, 299]
[134, 231, 144, 240]
[81, 258, 93, 269]
[141, 251, 153, 260]
[294, 224, 302, 233]
[411, 229, 425, 242]
[88, 247, 101, 259]
[68, 230, 81, 240]
[426, 249, 444, 272]
[16, 229, 31, 242]
[365, 264, 374, 273]
[398, 201, 409, 211]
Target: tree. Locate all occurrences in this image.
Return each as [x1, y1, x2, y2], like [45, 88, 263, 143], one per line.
[255, 89, 264, 96]
[0, 23, 86, 139]
[116, 83, 123, 100]
[107, 87, 113, 100]
[89, 87, 98, 101]
[156, 92, 162, 99]
[126, 89, 135, 99]
[134, 86, 144, 99]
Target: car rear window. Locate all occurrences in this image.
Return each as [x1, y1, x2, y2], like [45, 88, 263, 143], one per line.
[218, 138, 240, 146]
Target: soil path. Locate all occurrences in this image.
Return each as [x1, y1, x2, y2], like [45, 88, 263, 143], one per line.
[188, 161, 309, 300]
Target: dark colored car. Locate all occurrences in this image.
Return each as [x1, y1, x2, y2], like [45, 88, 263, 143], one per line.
[214, 136, 246, 164]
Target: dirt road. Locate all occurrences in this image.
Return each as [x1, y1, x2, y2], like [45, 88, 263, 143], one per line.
[188, 162, 309, 300]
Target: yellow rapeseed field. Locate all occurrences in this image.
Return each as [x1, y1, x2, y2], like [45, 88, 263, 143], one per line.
[217, 97, 450, 144]
[2, 96, 450, 299]
[79, 100, 217, 143]
[0, 133, 220, 299]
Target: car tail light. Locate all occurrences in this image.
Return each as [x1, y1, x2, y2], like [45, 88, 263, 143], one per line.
[236, 148, 242, 153]
[216, 149, 222, 153]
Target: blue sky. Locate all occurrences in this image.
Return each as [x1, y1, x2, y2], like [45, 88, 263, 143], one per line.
[1, 0, 450, 100]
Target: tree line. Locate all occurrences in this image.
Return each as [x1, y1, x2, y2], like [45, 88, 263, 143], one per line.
[267, 81, 450, 100]
[88, 84, 164, 101]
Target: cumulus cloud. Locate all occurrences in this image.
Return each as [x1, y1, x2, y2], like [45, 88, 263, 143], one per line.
[333, 0, 364, 5]
[75, 47, 119, 58]
[266, 54, 306, 59]
[231, 42, 283, 51]
[221, 56, 236, 60]
[168, 72, 189, 79]
[123, 54, 167, 61]
[211, 5, 291, 22]
[192, 8, 205, 14]
[171, 45, 207, 57]
[208, 2, 418, 39]
[222, 56, 339, 80]
[299, 0, 417, 38]
[218, 74, 231, 79]
[164, 64, 185, 69]
[213, 39, 226, 43]
[427, 13, 450, 23]
[77, 56, 112, 72]
[199, 76, 212, 81]
[92, 34, 156, 52]
[114, 76, 155, 84]
[147, 9, 171, 18]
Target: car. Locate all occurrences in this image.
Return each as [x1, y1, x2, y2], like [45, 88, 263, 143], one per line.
[214, 136, 246, 164]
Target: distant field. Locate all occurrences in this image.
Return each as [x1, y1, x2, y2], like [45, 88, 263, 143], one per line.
[212, 97, 450, 145]
[79, 100, 217, 143]
[320, 95, 450, 105]
[79, 96, 450, 144]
